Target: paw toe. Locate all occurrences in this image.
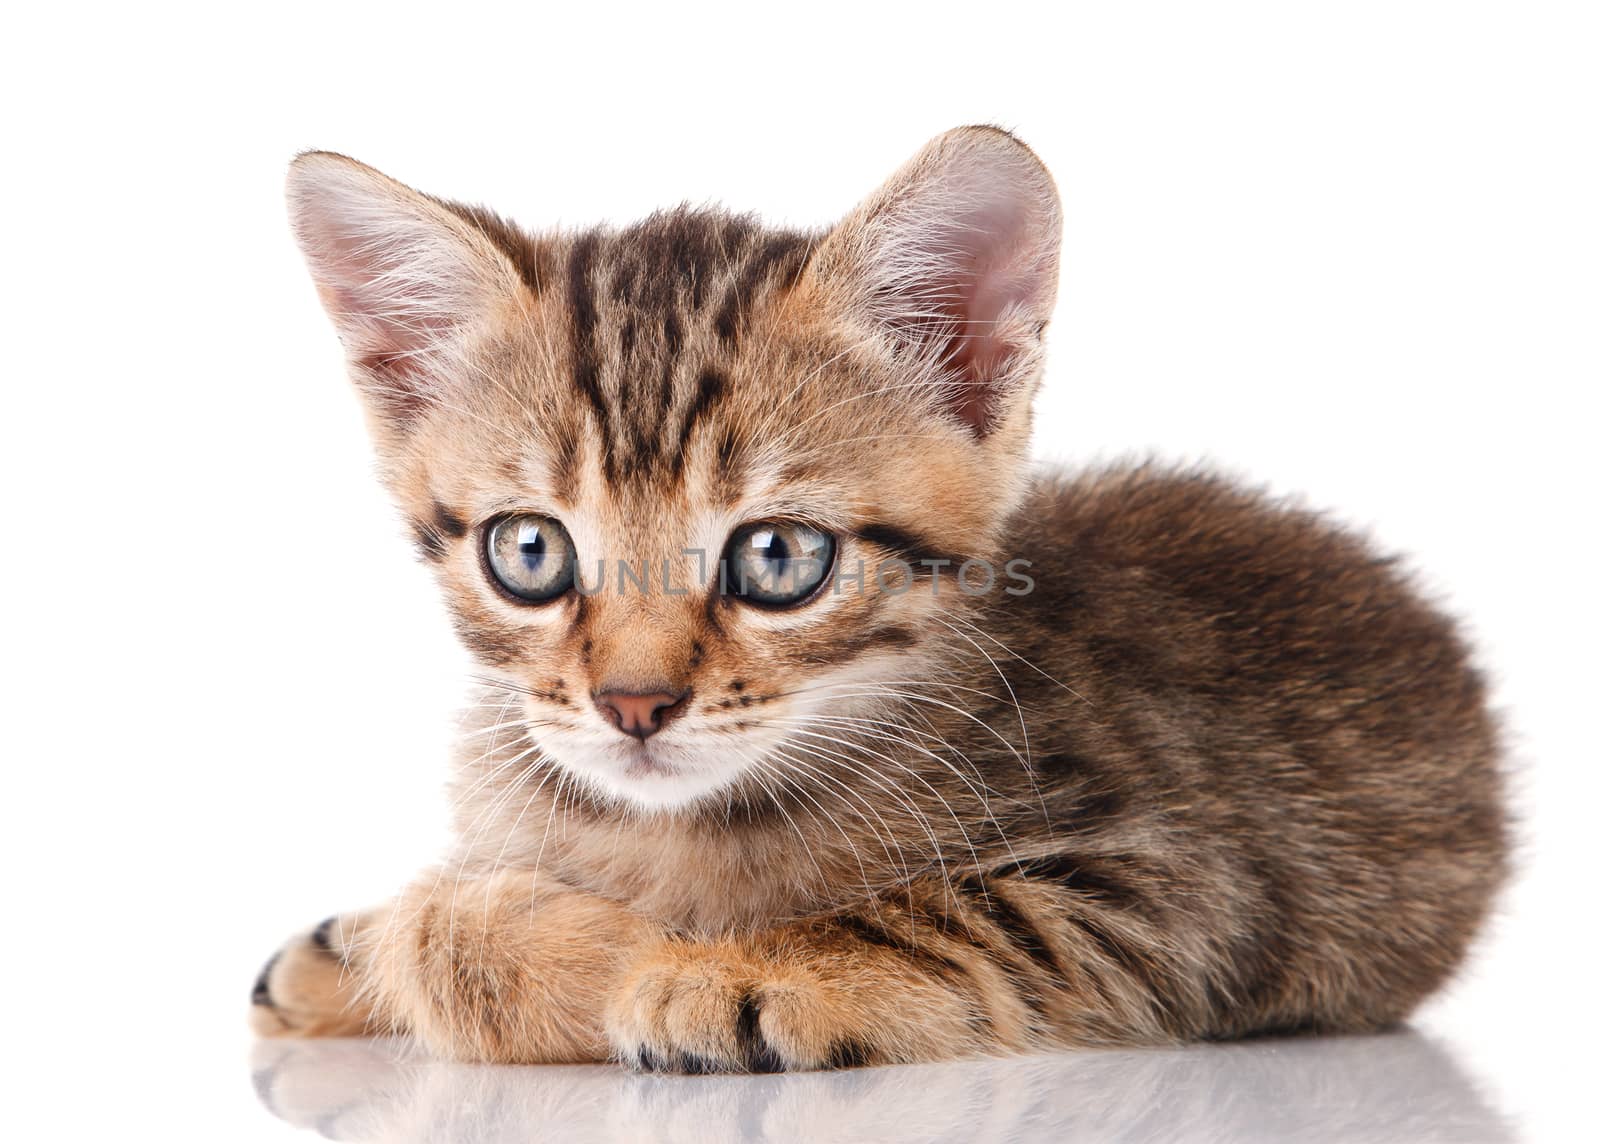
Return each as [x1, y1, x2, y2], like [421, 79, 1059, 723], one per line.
[248, 921, 375, 1039]
[613, 976, 796, 1074]
[309, 917, 336, 952]
[251, 952, 281, 1007]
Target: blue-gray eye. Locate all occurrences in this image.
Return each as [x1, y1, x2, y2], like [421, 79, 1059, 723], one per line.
[724, 521, 835, 607]
[485, 514, 577, 602]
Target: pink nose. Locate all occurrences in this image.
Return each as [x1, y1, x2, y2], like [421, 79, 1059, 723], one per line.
[594, 690, 689, 740]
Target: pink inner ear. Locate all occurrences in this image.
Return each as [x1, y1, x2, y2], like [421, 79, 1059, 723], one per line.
[825, 129, 1063, 440]
[317, 272, 455, 425]
[910, 194, 1049, 437]
[304, 220, 463, 422]
[289, 157, 502, 430]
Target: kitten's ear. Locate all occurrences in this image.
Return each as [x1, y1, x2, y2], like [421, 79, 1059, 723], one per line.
[285, 152, 531, 431]
[813, 127, 1062, 438]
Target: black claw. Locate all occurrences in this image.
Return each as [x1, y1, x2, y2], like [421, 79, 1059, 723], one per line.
[636, 1046, 662, 1073]
[826, 1039, 872, 1070]
[309, 917, 337, 952]
[736, 993, 785, 1074]
[678, 1053, 713, 1075]
[252, 952, 281, 1006]
[748, 1044, 784, 1074]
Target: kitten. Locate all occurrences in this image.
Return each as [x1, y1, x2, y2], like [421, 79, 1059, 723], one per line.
[251, 127, 1507, 1071]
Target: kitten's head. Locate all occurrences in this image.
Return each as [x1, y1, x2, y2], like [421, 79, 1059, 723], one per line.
[288, 127, 1061, 811]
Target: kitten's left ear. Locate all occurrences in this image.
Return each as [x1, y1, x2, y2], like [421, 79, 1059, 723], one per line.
[286, 152, 532, 433]
[812, 126, 1062, 438]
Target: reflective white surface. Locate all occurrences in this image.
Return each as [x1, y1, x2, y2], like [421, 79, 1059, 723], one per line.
[250, 1031, 1511, 1144]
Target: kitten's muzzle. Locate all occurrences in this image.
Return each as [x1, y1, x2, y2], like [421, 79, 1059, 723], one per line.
[594, 689, 690, 740]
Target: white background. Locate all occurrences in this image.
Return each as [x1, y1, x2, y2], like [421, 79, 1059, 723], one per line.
[3, 2, 1595, 1140]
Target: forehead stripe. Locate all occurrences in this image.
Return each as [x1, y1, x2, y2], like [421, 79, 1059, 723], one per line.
[567, 232, 616, 480]
[672, 368, 727, 477]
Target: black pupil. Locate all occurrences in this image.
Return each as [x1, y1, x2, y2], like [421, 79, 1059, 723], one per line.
[518, 527, 547, 573]
[755, 532, 790, 570]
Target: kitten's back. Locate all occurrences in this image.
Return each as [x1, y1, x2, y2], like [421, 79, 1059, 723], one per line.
[984, 464, 1507, 1034]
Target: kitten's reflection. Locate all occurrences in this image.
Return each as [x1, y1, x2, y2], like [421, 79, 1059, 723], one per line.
[251, 1028, 1512, 1144]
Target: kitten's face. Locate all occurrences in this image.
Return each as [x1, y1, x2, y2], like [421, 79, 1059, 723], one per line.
[289, 129, 1061, 810]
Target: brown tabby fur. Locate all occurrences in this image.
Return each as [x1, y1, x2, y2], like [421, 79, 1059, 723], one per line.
[252, 128, 1507, 1072]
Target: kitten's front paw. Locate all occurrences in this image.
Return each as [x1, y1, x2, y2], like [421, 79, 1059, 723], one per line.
[250, 914, 379, 1038]
[606, 944, 872, 1074]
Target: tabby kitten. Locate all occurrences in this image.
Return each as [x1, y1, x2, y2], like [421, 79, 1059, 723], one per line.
[251, 127, 1507, 1071]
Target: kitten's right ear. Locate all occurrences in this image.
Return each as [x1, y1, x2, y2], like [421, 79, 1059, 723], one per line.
[286, 152, 531, 431]
[810, 127, 1062, 441]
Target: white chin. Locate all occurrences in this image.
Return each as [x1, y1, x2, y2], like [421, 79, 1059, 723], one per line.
[558, 742, 743, 812]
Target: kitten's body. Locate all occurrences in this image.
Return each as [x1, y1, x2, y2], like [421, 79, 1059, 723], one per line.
[252, 129, 1506, 1069]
